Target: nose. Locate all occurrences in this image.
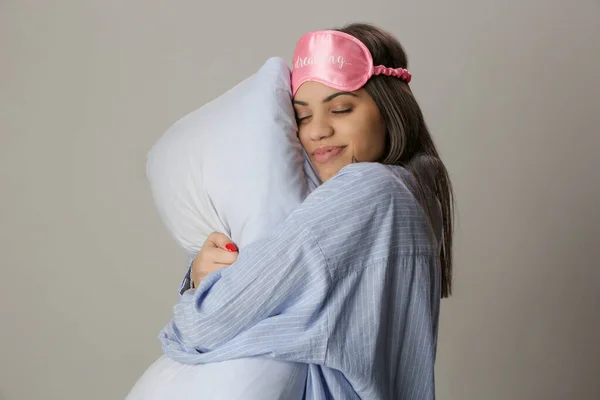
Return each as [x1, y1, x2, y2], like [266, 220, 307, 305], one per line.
[306, 115, 334, 142]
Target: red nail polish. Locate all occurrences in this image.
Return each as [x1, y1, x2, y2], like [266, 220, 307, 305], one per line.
[226, 243, 238, 252]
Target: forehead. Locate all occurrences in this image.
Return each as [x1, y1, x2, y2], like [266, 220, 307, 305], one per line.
[293, 81, 366, 104]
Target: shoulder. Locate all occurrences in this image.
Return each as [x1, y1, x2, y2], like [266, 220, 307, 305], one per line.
[312, 162, 415, 204]
[290, 162, 423, 228]
[333, 162, 403, 183]
[292, 162, 436, 271]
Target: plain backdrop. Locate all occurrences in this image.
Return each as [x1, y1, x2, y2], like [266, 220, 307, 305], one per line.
[1, 0, 599, 399]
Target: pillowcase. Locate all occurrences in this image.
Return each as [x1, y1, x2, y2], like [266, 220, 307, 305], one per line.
[146, 56, 319, 255]
[126, 355, 307, 400]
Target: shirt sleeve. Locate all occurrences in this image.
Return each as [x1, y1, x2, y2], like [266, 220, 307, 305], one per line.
[160, 220, 331, 364]
[178, 256, 195, 296]
[159, 163, 438, 374]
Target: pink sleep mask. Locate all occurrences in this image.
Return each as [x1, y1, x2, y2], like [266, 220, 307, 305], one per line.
[291, 30, 412, 96]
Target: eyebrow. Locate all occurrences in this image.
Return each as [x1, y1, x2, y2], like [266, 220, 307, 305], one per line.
[293, 91, 358, 106]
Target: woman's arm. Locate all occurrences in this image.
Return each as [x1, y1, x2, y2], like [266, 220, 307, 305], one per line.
[161, 220, 331, 364]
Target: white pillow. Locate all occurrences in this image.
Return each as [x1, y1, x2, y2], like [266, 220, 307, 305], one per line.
[126, 355, 307, 400]
[129, 57, 318, 400]
[146, 56, 319, 255]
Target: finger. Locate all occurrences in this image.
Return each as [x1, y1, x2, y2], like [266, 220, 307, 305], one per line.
[208, 247, 239, 265]
[207, 232, 238, 252]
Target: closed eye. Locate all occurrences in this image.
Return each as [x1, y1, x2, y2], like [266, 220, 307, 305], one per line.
[296, 108, 351, 124]
[332, 108, 352, 115]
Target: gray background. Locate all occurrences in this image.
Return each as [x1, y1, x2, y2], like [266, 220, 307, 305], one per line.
[1, 0, 599, 399]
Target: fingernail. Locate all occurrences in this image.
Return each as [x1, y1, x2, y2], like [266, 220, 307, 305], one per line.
[226, 243, 238, 252]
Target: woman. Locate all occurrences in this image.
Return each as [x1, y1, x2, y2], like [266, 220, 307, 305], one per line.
[160, 23, 454, 399]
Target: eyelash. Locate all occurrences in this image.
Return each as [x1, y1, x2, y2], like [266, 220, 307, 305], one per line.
[296, 108, 352, 124]
[332, 108, 352, 114]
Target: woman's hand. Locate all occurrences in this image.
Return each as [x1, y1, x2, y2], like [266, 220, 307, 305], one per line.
[191, 232, 238, 288]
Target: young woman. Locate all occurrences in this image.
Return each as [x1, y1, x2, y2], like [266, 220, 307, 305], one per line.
[160, 23, 454, 399]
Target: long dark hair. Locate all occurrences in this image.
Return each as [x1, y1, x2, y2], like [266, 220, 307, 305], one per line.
[336, 23, 455, 298]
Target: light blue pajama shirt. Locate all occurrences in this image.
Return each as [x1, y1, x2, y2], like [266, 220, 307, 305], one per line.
[160, 162, 443, 400]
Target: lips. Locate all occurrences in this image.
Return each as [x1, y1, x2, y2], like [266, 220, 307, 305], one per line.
[312, 146, 347, 164]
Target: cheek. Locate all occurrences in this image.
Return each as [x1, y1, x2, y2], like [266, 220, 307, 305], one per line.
[297, 129, 309, 148]
[347, 119, 386, 160]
